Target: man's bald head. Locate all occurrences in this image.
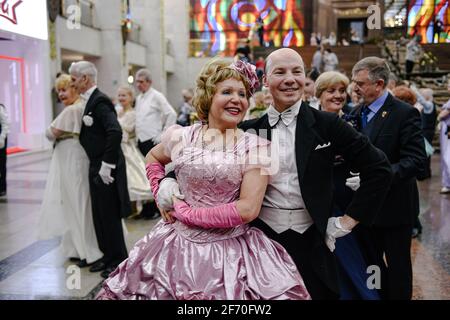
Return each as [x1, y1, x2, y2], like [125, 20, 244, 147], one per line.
[265, 48, 305, 74]
[263, 48, 306, 112]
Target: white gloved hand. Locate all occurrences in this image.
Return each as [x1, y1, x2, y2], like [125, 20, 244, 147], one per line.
[325, 217, 351, 252]
[45, 127, 56, 142]
[156, 178, 184, 211]
[326, 217, 352, 238]
[345, 172, 360, 191]
[325, 235, 336, 252]
[99, 161, 115, 185]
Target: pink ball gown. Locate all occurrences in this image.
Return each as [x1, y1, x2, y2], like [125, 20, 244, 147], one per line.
[96, 123, 310, 300]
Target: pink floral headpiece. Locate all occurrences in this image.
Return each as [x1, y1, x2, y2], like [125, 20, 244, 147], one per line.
[229, 60, 260, 96]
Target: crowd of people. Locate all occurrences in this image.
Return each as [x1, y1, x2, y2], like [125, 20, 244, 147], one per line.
[32, 38, 450, 299]
[311, 28, 361, 48]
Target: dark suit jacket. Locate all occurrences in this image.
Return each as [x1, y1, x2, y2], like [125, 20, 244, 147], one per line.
[240, 102, 392, 294]
[240, 101, 393, 236]
[80, 88, 131, 218]
[351, 93, 426, 227]
[80, 89, 122, 164]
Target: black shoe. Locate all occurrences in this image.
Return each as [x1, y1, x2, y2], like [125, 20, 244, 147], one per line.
[76, 259, 91, 268]
[89, 261, 107, 272]
[69, 257, 81, 262]
[0, 191, 6, 197]
[140, 202, 156, 218]
[100, 266, 117, 279]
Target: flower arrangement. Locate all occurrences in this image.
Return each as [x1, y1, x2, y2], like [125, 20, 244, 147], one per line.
[229, 60, 260, 96]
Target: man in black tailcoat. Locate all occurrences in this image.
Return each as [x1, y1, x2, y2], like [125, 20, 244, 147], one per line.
[70, 61, 131, 279]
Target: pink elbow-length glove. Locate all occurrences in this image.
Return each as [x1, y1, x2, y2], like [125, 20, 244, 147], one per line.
[146, 163, 165, 200]
[172, 201, 243, 228]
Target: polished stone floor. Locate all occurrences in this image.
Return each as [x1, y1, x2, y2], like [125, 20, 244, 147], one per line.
[0, 150, 448, 300]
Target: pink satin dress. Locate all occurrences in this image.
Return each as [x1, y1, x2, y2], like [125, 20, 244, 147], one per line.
[96, 124, 310, 300]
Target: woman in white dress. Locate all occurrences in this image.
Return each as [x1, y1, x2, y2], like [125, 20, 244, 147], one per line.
[116, 86, 152, 209]
[38, 74, 103, 267]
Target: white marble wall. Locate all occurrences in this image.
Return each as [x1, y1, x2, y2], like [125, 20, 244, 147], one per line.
[130, 0, 166, 94]
[164, 0, 189, 109]
[0, 33, 52, 150]
[94, 0, 128, 98]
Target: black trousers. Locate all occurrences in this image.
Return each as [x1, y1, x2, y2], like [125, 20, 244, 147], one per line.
[138, 139, 155, 159]
[355, 224, 412, 300]
[405, 60, 415, 79]
[417, 129, 435, 180]
[137, 139, 159, 217]
[251, 219, 339, 300]
[0, 138, 6, 193]
[89, 174, 128, 267]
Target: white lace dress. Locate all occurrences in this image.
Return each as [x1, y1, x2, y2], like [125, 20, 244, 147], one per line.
[118, 109, 152, 202]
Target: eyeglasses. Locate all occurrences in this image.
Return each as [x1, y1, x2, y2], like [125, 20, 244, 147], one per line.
[352, 79, 377, 89]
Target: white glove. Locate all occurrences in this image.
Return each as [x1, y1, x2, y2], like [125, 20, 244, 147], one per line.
[156, 178, 184, 211]
[0, 137, 4, 149]
[345, 172, 360, 191]
[325, 217, 351, 252]
[99, 161, 115, 185]
[325, 235, 336, 252]
[45, 127, 56, 142]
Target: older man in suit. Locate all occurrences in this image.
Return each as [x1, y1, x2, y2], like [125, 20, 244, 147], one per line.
[350, 57, 426, 300]
[70, 61, 131, 279]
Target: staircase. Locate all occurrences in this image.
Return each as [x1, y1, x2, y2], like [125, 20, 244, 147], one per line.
[384, 0, 407, 28]
[383, 40, 450, 107]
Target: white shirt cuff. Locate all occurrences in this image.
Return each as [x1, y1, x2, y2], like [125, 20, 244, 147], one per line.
[102, 161, 116, 169]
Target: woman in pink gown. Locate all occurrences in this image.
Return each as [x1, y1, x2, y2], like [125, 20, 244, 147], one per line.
[96, 59, 310, 300]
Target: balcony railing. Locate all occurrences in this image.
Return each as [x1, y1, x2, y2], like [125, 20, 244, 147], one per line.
[61, 0, 96, 28]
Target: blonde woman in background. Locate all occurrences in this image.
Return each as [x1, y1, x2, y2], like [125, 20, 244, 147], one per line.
[39, 74, 102, 268]
[116, 86, 153, 214]
[314, 71, 380, 300]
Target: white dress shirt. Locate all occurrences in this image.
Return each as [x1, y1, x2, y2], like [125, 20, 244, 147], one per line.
[135, 87, 177, 144]
[81, 86, 97, 102]
[260, 100, 314, 234]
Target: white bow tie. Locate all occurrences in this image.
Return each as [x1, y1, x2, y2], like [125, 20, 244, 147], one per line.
[268, 107, 295, 127]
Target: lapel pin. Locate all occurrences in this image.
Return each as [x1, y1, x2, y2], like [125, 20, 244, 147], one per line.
[382, 111, 388, 118]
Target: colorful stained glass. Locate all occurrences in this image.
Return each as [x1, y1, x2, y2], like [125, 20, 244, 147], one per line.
[407, 0, 450, 43]
[189, 0, 305, 57]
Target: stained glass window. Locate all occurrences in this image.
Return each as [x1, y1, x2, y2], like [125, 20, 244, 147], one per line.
[189, 0, 305, 57]
[407, 0, 450, 43]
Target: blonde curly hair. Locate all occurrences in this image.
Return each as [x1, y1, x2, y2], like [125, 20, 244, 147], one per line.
[192, 58, 251, 122]
[55, 74, 72, 91]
